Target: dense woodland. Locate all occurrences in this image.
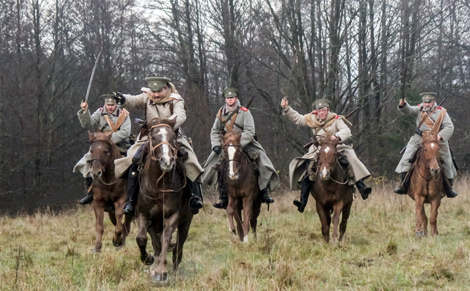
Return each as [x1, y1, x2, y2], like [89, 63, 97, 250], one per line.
[0, 0, 469, 214]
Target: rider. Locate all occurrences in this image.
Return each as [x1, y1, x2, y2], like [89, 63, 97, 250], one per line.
[203, 87, 279, 209]
[73, 95, 131, 205]
[113, 76, 204, 215]
[394, 92, 458, 198]
[280, 97, 372, 213]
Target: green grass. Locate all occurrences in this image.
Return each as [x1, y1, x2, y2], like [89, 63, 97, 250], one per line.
[1, 176, 470, 290]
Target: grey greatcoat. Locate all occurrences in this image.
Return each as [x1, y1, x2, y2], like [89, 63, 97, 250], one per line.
[73, 106, 131, 178]
[202, 104, 280, 192]
[114, 92, 204, 182]
[395, 102, 456, 178]
[282, 106, 371, 190]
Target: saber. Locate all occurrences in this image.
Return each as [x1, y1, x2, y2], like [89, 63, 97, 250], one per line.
[85, 50, 102, 102]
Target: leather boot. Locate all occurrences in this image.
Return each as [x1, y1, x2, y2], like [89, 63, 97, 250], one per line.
[293, 175, 312, 213]
[213, 181, 228, 209]
[444, 178, 458, 198]
[260, 188, 274, 204]
[394, 172, 408, 194]
[123, 163, 140, 216]
[355, 179, 372, 200]
[187, 179, 203, 214]
[79, 177, 94, 205]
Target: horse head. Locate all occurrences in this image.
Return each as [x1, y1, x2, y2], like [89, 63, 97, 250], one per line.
[317, 134, 339, 181]
[88, 131, 116, 178]
[222, 131, 243, 180]
[421, 131, 441, 178]
[147, 116, 178, 172]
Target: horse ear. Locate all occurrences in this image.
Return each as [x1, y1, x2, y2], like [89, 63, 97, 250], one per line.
[104, 131, 113, 140]
[88, 131, 95, 141]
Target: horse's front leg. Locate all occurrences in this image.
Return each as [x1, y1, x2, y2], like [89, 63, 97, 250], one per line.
[93, 198, 105, 253]
[173, 216, 192, 271]
[429, 197, 441, 236]
[136, 215, 154, 265]
[414, 193, 427, 237]
[226, 196, 238, 239]
[316, 202, 331, 243]
[151, 212, 180, 284]
[241, 196, 254, 242]
[331, 202, 343, 243]
[339, 199, 353, 241]
[112, 195, 126, 248]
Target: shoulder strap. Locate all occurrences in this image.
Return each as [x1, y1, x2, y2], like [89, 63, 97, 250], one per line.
[430, 108, 447, 135]
[103, 109, 129, 132]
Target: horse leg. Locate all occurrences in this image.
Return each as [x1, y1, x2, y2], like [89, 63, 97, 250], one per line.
[93, 200, 105, 253]
[430, 197, 441, 236]
[136, 216, 154, 265]
[414, 194, 426, 237]
[235, 200, 244, 241]
[316, 202, 331, 243]
[151, 212, 180, 284]
[173, 217, 193, 272]
[226, 197, 238, 238]
[339, 200, 353, 241]
[250, 198, 261, 239]
[331, 202, 343, 243]
[241, 197, 253, 242]
[112, 198, 126, 248]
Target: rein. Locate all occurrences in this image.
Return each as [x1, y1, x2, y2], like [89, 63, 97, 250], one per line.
[415, 142, 442, 182]
[148, 123, 178, 161]
[88, 140, 121, 186]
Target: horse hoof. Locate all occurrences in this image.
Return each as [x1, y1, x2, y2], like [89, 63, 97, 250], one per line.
[415, 231, 426, 237]
[92, 249, 101, 254]
[143, 255, 154, 266]
[152, 272, 168, 285]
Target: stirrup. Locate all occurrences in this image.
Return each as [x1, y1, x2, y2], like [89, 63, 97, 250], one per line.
[123, 203, 135, 216]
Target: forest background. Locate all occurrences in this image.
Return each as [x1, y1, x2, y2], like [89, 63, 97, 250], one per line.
[0, 0, 469, 214]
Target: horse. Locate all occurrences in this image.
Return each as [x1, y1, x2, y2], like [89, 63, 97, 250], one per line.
[135, 117, 193, 284]
[221, 130, 261, 242]
[408, 131, 444, 237]
[311, 135, 354, 243]
[87, 131, 131, 253]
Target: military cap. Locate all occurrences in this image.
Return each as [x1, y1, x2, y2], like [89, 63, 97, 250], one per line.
[420, 92, 436, 103]
[312, 98, 331, 110]
[145, 76, 170, 92]
[223, 87, 239, 98]
[103, 94, 116, 105]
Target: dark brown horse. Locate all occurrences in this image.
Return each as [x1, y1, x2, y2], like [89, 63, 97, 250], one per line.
[312, 136, 354, 243]
[221, 131, 261, 242]
[88, 131, 131, 253]
[135, 117, 193, 284]
[408, 131, 444, 237]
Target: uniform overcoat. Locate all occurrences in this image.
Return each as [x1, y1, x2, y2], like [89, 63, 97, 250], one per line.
[202, 104, 280, 192]
[282, 106, 370, 190]
[114, 92, 204, 181]
[73, 106, 131, 177]
[395, 102, 456, 178]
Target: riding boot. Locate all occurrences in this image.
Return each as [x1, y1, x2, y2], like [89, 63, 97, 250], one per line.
[212, 181, 228, 209]
[444, 178, 458, 198]
[355, 179, 372, 200]
[293, 175, 312, 213]
[79, 177, 94, 205]
[187, 179, 203, 214]
[260, 188, 274, 204]
[123, 163, 140, 216]
[394, 172, 408, 195]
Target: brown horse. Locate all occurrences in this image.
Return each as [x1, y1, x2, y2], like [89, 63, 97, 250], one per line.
[135, 117, 193, 284]
[408, 131, 444, 237]
[312, 136, 354, 243]
[88, 131, 131, 253]
[221, 131, 261, 242]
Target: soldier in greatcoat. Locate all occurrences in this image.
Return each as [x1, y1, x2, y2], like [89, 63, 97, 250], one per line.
[113, 76, 204, 215]
[73, 95, 131, 205]
[394, 92, 458, 197]
[202, 87, 279, 209]
[280, 97, 372, 213]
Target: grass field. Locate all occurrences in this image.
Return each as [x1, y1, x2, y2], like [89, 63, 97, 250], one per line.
[1, 176, 469, 290]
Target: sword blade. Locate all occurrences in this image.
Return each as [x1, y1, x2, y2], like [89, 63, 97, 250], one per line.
[85, 50, 102, 102]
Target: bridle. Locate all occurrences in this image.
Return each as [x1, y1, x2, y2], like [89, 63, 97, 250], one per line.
[148, 123, 178, 161]
[87, 139, 120, 186]
[317, 144, 348, 185]
[416, 140, 442, 182]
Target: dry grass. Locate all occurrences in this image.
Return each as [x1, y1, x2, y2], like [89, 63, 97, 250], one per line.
[1, 176, 470, 290]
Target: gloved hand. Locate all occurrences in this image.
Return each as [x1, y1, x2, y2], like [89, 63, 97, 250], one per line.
[113, 92, 126, 105]
[213, 146, 221, 154]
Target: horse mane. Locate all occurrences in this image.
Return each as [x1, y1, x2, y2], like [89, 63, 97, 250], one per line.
[422, 131, 438, 144]
[147, 117, 177, 129]
[89, 131, 122, 159]
[223, 131, 241, 144]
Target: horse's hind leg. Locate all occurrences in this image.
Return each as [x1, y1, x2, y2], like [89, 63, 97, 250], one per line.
[250, 199, 261, 239]
[112, 199, 126, 248]
[430, 198, 441, 236]
[331, 203, 343, 243]
[316, 202, 331, 243]
[93, 201, 105, 253]
[241, 197, 254, 242]
[136, 216, 154, 265]
[339, 200, 353, 241]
